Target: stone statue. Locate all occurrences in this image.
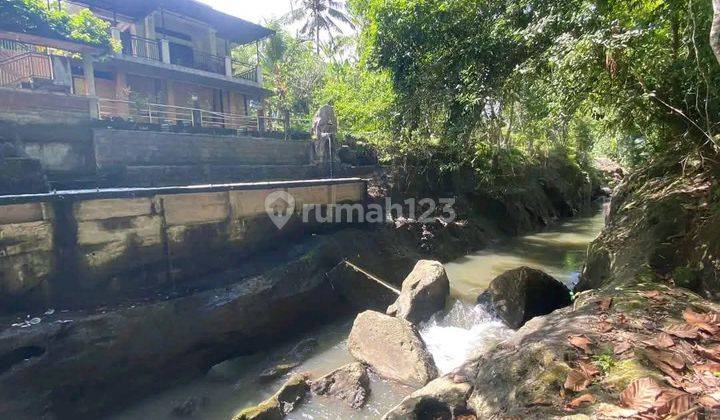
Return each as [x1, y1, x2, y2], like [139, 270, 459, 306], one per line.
[311, 105, 338, 165]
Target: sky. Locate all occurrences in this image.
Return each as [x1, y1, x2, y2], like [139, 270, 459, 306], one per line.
[197, 0, 295, 25]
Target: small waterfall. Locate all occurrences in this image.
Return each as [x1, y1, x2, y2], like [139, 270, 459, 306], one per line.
[420, 300, 511, 375]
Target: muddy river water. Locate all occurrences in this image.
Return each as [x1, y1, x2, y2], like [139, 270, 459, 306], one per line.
[110, 208, 606, 420]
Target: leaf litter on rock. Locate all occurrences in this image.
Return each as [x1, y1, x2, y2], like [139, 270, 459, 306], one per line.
[568, 334, 593, 355]
[566, 393, 596, 409]
[642, 332, 675, 349]
[619, 377, 663, 413]
[564, 369, 591, 392]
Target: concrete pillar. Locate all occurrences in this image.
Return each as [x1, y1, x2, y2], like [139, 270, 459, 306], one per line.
[161, 39, 171, 64]
[166, 79, 176, 123]
[209, 29, 217, 55]
[110, 27, 122, 51]
[144, 14, 155, 39]
[166, 80, 175, 106]
[88, 97, 99, 119]
[225, 56, 233, 77]
[82, 54, 96, 97]
[256, 66, 263, 85]
[114, 71, 129, 118]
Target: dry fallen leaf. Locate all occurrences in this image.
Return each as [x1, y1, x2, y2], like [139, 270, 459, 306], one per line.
[644, 348, 685, 370]
[598, 321, 614, 333]
[698, 393, 720, 408]
[569, 335, 593, 354]
[644, 348, 685, 380]
[614, 341, 632, 355]
[641, 290, 662, 299]
[564, 369, 591, 392]
[618, 377, 663, 413]
[642, 332, 674, 349]
[598, 298, 613, 311]
[578, 360, 601, 378]
[695, 343, 720, 361]
[683, 308, 720, 325]
[655, 389, 694, 417]
[566, 393, 596, 409]
[664, 323, 700, 339]
[692, 362, 720, 374]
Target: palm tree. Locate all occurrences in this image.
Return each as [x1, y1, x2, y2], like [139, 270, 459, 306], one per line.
[285, 0, 355, 55]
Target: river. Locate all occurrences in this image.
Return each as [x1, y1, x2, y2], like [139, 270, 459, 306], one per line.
[110, 207, 606, 420]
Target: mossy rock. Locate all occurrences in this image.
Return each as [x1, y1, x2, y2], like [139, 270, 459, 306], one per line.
[233, 374, 309, 420]
[603, 358, 661, 390]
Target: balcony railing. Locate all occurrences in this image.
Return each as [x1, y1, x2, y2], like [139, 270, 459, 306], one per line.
[191, 50, 225, 75]
[233, 60, 258, 83]
[116, 36, 260, 83]
[97, 98, 307, 134]
[0, 52, 53, 87]
[125, 35, 161, 61]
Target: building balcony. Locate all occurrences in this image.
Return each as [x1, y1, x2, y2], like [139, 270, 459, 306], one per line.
[117, 32, 261, 85]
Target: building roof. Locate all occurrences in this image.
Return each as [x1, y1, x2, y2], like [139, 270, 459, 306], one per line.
[71, 0, 274, 44]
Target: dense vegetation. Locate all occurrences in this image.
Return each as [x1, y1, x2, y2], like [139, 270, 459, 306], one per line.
[0, 0, 114, 50]
[254, 0, 718, 166]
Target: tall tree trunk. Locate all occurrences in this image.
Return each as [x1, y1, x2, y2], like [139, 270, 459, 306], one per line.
[316, 27, 320, 55]
[712, 0, 720, 65]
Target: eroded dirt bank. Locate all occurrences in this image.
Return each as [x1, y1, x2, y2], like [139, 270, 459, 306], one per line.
[0, 156, 597, 419]
[404, 161, 720, 419]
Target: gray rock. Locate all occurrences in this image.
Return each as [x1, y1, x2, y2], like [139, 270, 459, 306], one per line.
[311, 362, 370, 409]
[348, 310, 438, 387]
[387, 260, 450, 324]
[382, 375, 474, 420]
[477, 266, 571, 329]
[258, 362, 299, 383]
[233, 373, 310, 420]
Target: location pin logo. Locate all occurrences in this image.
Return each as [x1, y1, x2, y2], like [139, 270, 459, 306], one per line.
[265, 190, 295, 230]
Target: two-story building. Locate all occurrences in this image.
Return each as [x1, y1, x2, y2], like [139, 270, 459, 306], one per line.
[0, 0, 274, 131]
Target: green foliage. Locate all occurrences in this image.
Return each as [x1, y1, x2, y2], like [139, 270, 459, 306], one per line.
[0, 0, 113, 50]
[285, 0, 356, 54]
[313, 63, 395, 148]
[592, 353, 616, 373]
[351, 0, 720, 170]
[256, 25, 325, 119]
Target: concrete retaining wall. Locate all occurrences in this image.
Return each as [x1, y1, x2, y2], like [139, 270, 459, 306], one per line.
[0, 88, 93, 124]
[93, 129, 312, 168]
[0, 178, 366, 311]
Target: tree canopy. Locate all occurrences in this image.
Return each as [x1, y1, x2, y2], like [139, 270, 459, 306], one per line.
[0, 0, 114, 50]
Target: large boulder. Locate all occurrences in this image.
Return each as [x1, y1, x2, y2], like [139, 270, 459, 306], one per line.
[382, 375, 474, 420]
[386, 260, 450, 324]
[310, 362, 370, 409]
[348, 310, 438, 387]
[478, 266, 571, 329]
[233, 373, 310, 420]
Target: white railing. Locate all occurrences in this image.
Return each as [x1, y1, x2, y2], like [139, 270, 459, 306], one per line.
[97, 98, 308, 134]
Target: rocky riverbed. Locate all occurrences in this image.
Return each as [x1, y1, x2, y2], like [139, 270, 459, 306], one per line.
[0, 157, 601, 419]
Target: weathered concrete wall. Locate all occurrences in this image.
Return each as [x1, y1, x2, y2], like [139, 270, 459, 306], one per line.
[0, 88, 93, 124]
[0, 178, 366, 311]
[0, 123, 326, 188]
[0, 121, 96, 177]
[93, 129, 312, 167]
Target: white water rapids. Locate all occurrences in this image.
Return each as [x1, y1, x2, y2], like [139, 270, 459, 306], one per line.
[420, 300, 511, 375]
